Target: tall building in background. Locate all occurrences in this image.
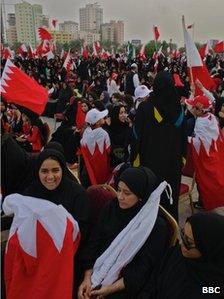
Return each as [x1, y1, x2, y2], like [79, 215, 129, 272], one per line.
[15, 1, 36, 46]
[79, 3, 103, 33]
[101, 20, 124, 45]
[59, 21, 78, 35]
[6, 13, 18, 45]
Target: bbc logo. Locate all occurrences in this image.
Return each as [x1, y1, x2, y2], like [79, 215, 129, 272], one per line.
[202, 287, 221, 294]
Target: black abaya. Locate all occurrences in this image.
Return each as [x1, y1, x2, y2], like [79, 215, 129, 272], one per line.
[82, 199, 169, 299]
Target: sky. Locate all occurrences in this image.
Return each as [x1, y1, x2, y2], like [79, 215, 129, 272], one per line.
[3, 0, 224, 46]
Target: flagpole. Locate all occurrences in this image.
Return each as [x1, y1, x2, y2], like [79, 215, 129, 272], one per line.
[154, 40, 158, 52]
[192, 23, 195, 42]
[182, 15, 195, 90]
[153, 25, 158, 52]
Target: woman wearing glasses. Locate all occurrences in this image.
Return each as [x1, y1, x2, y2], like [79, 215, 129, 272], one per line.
[139, 212, 224, 299]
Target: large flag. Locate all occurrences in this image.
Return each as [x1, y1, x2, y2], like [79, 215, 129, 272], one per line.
[189, 113, 224, 210]
[3, 194, 80, 299]
[182, 16, 215, 95]
[80, 126, 111, 185]
[38, 27, 53, 41]
[214, 40, 224, 53]
[0, 59, 48, 115]
[153, 25, 160, 41]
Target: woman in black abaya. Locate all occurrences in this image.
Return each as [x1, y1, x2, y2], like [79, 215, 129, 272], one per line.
[107, 105, 131, 167]
[139, 212, 224, 299]
[23, 149, 89, 241]
[78, 167, 169, 299]
[131, 71, 187, 220]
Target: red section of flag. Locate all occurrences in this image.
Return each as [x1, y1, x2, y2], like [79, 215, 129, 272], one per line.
[5, 219, 80, 299]
[153, 26, 160, 41]
[38, 27, 53, 41]
[198, 44, 209, 59]
[1, 60, 48, 115]
[81, 143, 111, 185]
[214, 41, 224, 53]
[191, 134, 224, 210]
[189, 65, 216, 95]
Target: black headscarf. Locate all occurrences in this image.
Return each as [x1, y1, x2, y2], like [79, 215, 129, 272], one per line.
[117, 166, 158, 203]
[138, 212, 224, 299]
[186, 212, 224, 288]
[109, 105, 129, 133]
[44, 141, 65, 155]
[152, 71, 182, 124]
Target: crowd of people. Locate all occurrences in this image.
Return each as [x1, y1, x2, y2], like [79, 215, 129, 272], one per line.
[1, 49, 224, 298]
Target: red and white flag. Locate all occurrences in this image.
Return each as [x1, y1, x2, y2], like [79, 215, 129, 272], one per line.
[139, 44, 146, 60]
[153, 25, 160, 41]
[2, 47, 14, 60]
[172, 49, 180, 59]
[0, 59, 48, 115]
[81, 42, 89, 60]
[93, 42, 98, 57]
[95, 41, 101, 52]
[38, 27, 53, 41]
[198, 41, 211, 59]
[182, 16, 215, 95]
[214, 40, 224, 53]
[3, 194, 80, 299]
[81, 126, 111, 185]
[27, 43, 35, 59]
[189, 114, 224, 210]
[63, 50, 72, 71]
[17, 44, 27, 57]
[36, 40, 51, 57]
[100, 48, 110, 60]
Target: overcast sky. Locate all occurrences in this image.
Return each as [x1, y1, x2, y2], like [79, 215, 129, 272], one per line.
[3, 0, 224, 45]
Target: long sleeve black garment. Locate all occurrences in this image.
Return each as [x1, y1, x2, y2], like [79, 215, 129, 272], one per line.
[138, 245, 224, 299]
[1, 133, 37, 197]
[82, 199, 169, 299]
[131, 100, 187, 220]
